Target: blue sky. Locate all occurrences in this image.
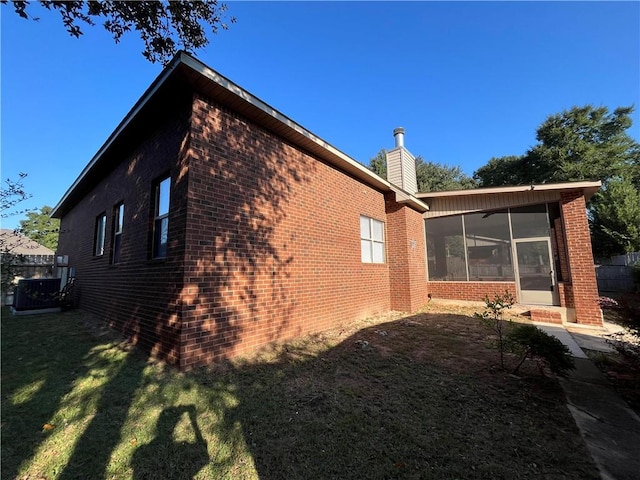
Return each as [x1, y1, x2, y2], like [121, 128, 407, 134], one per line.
[2, 1, 639, 230]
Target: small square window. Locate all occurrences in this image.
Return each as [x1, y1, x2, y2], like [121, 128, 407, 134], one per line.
[360, 216, 385, 264]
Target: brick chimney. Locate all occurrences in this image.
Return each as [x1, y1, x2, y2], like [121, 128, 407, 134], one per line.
[386, 127, 417, 194]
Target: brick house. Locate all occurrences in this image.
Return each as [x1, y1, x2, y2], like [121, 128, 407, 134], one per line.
[51, 52, 601, 369]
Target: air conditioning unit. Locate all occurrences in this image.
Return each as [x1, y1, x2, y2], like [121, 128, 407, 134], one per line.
[13, 278, 62, 311]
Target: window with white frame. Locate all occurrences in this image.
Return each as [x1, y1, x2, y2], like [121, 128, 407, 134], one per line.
[94, 213, 107, 256]
[360, 215, 385, 263]
[153, 176, 170, 259]
[112, 203, 124, 264]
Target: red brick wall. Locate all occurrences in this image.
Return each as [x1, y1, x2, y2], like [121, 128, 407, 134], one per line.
[178, 95, 397, 368]
[554, 217, 571, 283]
[385, 195, 429, 311]
[553, 216, 577, 309]
[427, 281, 517, 303]
[57, 91, 430, 369]
[557, 283, 574, 309]
[57, 105, 192, 364]
[530, 309, 563, 324]
[560, 191, 602, 325]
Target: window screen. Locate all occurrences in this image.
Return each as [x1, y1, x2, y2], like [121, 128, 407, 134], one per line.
[425, 216, 466, 280]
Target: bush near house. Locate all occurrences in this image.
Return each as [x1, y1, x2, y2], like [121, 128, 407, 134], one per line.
[508, 324, 575, 376]
[475, 292, 575, 376]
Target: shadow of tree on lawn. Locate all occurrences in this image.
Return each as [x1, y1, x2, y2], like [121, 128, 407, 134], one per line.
[131, 405, 208, 480]
[212, 312, 601, 480]
[1, 309, 96, 479]
[3, 309, 602, 479]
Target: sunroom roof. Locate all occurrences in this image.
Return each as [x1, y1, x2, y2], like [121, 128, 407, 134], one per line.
[415, 181, 601, 201]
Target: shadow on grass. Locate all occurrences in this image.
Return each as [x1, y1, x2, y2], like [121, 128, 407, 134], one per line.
[1, 309, 104, 479]
[131, 405, 208, 480]
[55, 338, 149, 480]
[214, 312, 600, 480]
[2, 308, 601, 479]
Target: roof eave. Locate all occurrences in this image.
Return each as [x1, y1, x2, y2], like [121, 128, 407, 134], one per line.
[178, 54, 428, 211]
[415, 181, 602, 202]
[51, 53, 187, 218]
[52, 52, 428, 217]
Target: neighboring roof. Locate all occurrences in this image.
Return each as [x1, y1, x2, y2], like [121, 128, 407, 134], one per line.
[0, 229, 55, 255]
[51, 52, 428, 218]
[415, 181, 602, 201]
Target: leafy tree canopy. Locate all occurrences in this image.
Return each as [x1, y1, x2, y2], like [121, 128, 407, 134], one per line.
[473, 105, 640, 256]
[3, 0, 236, 64]
[368, 149, 476, 192]
[415, 157, 477, 192]
[369, 148, 388, 180]
[474, 105, 640, 187]
[19, 205, 60, 251]
[590, 176, 640, 257]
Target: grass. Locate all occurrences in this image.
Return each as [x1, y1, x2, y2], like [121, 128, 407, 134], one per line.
[1, 305, 600, 480]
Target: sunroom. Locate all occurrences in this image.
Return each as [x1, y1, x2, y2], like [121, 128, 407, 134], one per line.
[417, 181, 603, 326]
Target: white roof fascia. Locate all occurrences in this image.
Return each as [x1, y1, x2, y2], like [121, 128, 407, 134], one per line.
[415, 180, 602, 199]
[388, 184, 429, 212]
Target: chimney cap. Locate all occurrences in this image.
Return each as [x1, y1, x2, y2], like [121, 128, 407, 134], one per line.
[393, 127, 405, 147]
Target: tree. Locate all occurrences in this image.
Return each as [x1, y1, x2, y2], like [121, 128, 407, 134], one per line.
[3, 1, 236, 64]
[590, 175, 640, 256]
[415, 157, 476, 192]
[474, 106, 639, 187]
[1, 174, 33, 294]
[368, 148, 387, 179]
[530, 105, 639, 183]
[473, 105, 640, 256]
[19, 205, 60, 251]
[473, 155, 531, 187]
[1, 172, 31, 217]
[368, 151, 476, 192]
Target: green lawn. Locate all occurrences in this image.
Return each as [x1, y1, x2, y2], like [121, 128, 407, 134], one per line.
[2, 306, 599, 479]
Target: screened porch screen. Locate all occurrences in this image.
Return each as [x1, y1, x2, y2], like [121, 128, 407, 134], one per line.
[425, 204, 553, 282]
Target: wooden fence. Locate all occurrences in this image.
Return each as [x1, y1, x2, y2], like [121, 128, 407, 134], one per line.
[595, 265, 635, 293]
[4, 254, 55, 279]
[595, 252, 638, 293]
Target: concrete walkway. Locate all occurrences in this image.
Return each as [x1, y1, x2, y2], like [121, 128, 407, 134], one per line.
[535, 323, 640, 480]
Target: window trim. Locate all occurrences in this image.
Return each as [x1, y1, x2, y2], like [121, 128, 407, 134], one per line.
[111, 203, 124, 264]
[152, 176, 171, 259]
[94, 213, 107, 257]
[360, 215, 386, 264]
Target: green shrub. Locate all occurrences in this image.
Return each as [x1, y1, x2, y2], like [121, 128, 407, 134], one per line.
[508, 324, 575, 376]
[474, 291, 515, 370]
